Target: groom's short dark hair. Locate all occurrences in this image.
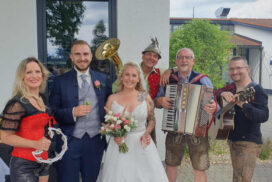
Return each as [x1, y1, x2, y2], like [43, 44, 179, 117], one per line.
[71, 40, 91, 53]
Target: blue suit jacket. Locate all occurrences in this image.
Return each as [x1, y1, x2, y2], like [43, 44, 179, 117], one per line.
[49, 68, 112, 136]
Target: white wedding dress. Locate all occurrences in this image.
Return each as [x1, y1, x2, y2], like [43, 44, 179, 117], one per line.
[101, 100, 169, 182]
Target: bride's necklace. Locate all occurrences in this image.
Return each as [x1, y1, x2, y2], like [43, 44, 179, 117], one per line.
[120, 89, 138, 96]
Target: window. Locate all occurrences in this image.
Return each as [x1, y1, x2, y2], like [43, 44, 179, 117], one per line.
[220, 25, 234, 34]
[233, 47, 249, 63]
[37, 0, 117, 79]
[172, 25, 183, 32]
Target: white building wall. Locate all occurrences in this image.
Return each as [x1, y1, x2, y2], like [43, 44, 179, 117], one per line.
[234, 25, 272, 89]
[117, 0, 170, 68]
[117, 0, 170, 159]
[248, 48, 260, 82]
[0, 0, 38, 111]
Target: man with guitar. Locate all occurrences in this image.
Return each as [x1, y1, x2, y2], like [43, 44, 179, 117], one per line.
[214, 56, 269, 182]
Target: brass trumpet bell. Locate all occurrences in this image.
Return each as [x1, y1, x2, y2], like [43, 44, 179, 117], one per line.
[95, 38, 123, 74]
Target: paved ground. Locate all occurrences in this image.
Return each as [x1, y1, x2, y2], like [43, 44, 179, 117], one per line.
[260, 95, 272, 141]
[176, 163, 272, 182]
[97, 162, 272, 182]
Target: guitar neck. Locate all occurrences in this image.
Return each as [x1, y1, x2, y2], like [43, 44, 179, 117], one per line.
[221, 102, 236, 114]
[220, 87, 254, 115]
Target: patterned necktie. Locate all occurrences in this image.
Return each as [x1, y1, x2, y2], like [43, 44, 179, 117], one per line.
[80, 74, 90, 96]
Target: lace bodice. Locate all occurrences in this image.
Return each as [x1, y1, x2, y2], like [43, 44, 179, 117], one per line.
[111, 100, 147, 132]
[0, 94, 50, 131]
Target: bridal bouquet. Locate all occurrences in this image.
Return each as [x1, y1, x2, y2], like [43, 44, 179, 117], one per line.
[100, 107, 138, 153]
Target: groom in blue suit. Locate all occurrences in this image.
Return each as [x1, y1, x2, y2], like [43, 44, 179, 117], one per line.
[49, 40, 112, 182]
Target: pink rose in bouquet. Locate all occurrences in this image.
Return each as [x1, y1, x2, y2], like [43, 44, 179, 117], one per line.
[100, 107, 138, 153]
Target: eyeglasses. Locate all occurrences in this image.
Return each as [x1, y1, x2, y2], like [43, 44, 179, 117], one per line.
[229, 66, 248, 72]
[176, 56, 193, 60]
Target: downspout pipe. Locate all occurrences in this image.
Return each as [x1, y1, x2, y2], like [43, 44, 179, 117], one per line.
[259, 47, 263, 86]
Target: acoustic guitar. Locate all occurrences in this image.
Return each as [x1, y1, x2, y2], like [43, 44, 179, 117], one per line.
[209, 87, 255, 140]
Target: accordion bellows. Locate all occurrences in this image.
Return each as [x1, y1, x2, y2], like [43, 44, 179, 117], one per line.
[162, 83, 213, 138]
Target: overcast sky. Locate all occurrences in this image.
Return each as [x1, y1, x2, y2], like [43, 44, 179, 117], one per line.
[170, 0, 272, 18]
[76, 2, 108, 44]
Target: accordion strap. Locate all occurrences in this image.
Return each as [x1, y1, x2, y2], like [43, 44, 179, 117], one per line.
[170, 73, 208, 84]
[170, 74, 179, 82]
[207, 95, 217, 131]
[190, 73, 208, 84]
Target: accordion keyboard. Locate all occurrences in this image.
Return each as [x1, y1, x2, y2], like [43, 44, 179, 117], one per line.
[162, 84, 178, 131]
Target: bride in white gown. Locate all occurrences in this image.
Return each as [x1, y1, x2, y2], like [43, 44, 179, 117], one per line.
[101, 62, 168, 182]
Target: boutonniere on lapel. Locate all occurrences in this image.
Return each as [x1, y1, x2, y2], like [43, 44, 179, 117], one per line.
[94, 80, 102, 90]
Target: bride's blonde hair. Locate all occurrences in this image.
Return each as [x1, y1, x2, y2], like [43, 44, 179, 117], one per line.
[115, 62, 145, 93]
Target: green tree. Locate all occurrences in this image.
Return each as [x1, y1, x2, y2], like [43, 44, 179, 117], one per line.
[46, 1, 86, 67]
[170, 19, 235, 88]
[90, 20, 115, 81]
[91, 20, 109, 53]
[93, 20, 106, 36]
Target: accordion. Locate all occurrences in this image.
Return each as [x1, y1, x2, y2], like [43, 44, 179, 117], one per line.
[162, 83, 213, 138]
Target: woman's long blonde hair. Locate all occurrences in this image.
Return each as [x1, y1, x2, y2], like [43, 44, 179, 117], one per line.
[12, 57, 49, 107]
[115, 62, 145, 93]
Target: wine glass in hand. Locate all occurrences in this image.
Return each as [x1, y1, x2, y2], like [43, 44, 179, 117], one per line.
[84, 99, 92, 118]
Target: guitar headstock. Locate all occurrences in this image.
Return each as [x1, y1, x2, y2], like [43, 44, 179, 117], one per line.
[237, 86, 255, 102]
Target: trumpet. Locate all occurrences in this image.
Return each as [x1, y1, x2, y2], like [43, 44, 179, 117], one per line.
[95, 38, 123, 74]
